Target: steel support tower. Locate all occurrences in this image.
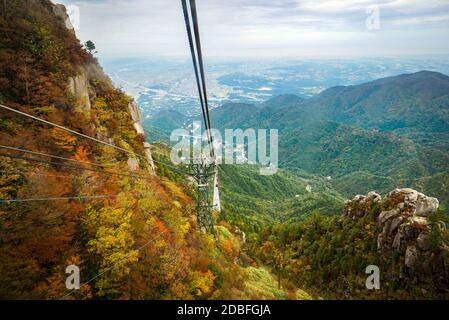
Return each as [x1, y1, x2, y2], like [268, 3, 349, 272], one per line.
[188, 162, 216, 234]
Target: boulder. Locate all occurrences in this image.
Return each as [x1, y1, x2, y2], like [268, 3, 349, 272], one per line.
[392, 232, 402, 249]
[127, 158, 139, 172]
[389, 216, 404, 235]
[405, 245, 418, 269]
[367, 191, 382, 202]
[378, 208, 400, 225]
[408, 216, 429, 227]
[345, 188, 443, 276]
[417, 233, 431, 251]
[415, 196, 439, 217]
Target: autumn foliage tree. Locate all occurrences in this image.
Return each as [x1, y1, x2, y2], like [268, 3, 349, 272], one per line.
[0, 0, 256, 301]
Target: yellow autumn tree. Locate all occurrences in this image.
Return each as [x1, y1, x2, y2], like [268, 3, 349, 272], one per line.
[0, 159, 22, 199]
[189, 270, 215, 297]
[50, 128, 77, 152]
[82, 206, 139, 297]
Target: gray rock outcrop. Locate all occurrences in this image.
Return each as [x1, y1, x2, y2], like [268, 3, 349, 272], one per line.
[127, 158, 139, 172]
[68, 72, 91, 112]
[57, 3, 156, 176]
[128, 101, 145, 135]
[127, 102, 155, 174]
[144, 142, 155, 175]
[344, 188, 447, 279]
[52, 3, 75, 32]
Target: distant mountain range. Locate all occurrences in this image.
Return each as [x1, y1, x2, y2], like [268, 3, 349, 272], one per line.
[211, 71, 449, 209]
[145, 71, 449, 211]
[214, 70, 449, 130]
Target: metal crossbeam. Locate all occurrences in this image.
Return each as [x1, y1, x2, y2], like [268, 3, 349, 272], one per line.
[188, 162, 216, 234]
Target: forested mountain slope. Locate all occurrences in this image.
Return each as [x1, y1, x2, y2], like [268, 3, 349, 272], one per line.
[218, 164, 345, 237]
[1, 0, 448, 301]
[251, 189, 449, 299]
[211, 72, 449, 208]
[0, 0, 306, 300]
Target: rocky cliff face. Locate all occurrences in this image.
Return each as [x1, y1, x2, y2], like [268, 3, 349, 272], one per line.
[51, 3, 75, 32]
[128, 101, 144, 135]
[344, 189, 448, 284]
[127, 101, 155, 173]
[66, 66, 155, 174]
[67, 72, 91, 111]
[53, 5, 155, 174]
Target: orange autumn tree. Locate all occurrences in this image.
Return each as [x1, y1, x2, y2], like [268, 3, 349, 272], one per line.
[72, 146, 90, 162]
[50, 128, 77, 152]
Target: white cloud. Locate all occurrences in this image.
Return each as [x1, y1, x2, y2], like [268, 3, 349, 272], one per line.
[390, 13, 449, 26]
[296, 0, 376, 13]
[54, 0, 449, 59]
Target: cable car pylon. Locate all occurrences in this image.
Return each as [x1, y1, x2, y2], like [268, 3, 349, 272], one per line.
[213, 161, 221, 212]
[181, 0, 219, 235]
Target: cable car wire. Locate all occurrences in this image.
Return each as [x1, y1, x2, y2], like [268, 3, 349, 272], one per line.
[181, 0, 215, 159]
[0, 194, 119, 203]
[0, 103, 149, 162]
[0, 152, 152, 180]
[0, 145, 114, 169]
[190, 0, 215, 158]
[0, 104, 187, 174]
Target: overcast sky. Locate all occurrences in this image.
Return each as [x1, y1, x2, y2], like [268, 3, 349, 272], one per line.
[54, 0, 449, 60]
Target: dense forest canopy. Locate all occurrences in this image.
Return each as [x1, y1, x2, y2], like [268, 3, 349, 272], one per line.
[0, 0, 448, 300]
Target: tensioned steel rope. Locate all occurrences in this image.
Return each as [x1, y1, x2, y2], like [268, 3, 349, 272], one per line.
[0, 194, 119, 203]
[181, 0, 210, 139]
[189, 0, 215, 159]
[0, 152, 152, 180]
[0, 145, 181, 179]
[0, 103, 186, 174]
[0, 104, 144, 159]
[180, 0, 220, 234]
[0, 170, 72, 179]
[0, 146, 151, 179]
[61, 239, 154, 299]
[0, 188, 176, 205]
[181, 0, 215, 159]
[59, 203, 192, 299]
[0, 145, 114, 169]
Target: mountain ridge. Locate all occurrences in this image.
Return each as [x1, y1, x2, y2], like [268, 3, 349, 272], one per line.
[1, 0, 448, 301]
[211, 70, 449, 208]
[0, 0, 299, 300]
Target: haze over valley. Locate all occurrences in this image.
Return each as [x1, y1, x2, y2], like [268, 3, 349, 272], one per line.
[103, 56, 449, 126]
